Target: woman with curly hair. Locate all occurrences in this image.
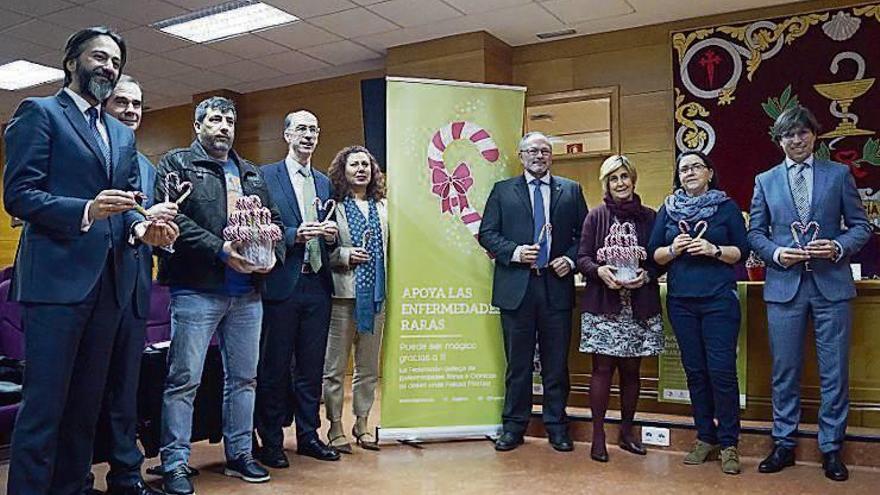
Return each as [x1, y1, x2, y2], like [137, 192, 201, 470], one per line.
[322, 146, 388, 453]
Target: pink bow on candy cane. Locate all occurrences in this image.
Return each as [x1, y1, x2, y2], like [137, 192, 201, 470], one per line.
[431, 163, 474, 214]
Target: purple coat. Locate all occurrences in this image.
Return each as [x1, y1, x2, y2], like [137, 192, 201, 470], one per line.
[576, 203, 661, 320]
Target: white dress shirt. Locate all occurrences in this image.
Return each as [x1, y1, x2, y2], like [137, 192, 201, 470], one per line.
[68, 87, 110, 232]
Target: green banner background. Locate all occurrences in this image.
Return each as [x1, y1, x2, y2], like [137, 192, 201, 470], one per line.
[381, 78, 525, 434]
[658, 283, 748, 407]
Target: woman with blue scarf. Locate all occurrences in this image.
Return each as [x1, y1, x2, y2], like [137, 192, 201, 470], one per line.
[322, 146, 387, 453]
[648, 151, 748, 475]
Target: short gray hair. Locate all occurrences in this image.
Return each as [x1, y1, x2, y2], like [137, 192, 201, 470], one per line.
[518, 131, 551, 151]
[283, 109, 317, 132]
[194, 96, 236, 123]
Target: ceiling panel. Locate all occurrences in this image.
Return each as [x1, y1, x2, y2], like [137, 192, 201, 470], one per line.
[123, 54, 195, 79]
[0, 8, 29, 31]
[0, 0, 74, 17]
[301, 40, 381, 66]
[163, 44, 241, 68]
[88, 0, 189, 24]
[168, 68, 242, 92]
[253, 50, 330, 74]
[118, 26, 193, 55]
[263, 0, 359, 19]
[218, 59, 286, 82]
[441, 0, 532, 15]
[3, 20, 75, 52]
[43, 5, 138, 31]
[255, 21, 342, 49]
[367, 0, 463, 28]
[540, 0, 634, 24]
[210, 35, 289, 59]
[0, 35, 54, 60]
[309, 7, 400, 38]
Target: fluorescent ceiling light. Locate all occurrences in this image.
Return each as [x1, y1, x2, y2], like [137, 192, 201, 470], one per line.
[0, 60, 64, 91]
[152, 0, 299, 43]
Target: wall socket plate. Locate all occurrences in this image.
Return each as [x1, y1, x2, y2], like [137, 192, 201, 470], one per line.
[641, 426, 670, 447]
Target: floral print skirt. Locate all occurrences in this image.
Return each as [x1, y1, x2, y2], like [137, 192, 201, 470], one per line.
[579, 290, 664, 357]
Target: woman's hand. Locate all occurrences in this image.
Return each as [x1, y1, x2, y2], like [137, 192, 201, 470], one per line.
[597, 265, 622, 290]
[671, 233, 692, 257]
[621, 268, 648, 290]
[686, 237, 715, 257]
[348, 247, 371, 266]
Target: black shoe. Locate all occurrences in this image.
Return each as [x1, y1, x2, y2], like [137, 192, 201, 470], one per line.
[106, 480, 163, 495]
[163, 465, 195, 495]
[297, 436, 341, 461]
[494, 431, 524, 451]
[758, 446, 795, 473]
[590, 444, 609, 463]
[258, 445, 290, 469]
[822, 451, 849, 482]
[224, 453, 271, 483]
[618, 438, 647, 456]
[548, 432, 574, 452]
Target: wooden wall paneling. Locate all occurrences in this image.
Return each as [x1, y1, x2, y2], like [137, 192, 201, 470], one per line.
[512, 58, 575, 96]
[620, 90, 674, 154]
[572, 44, 671, 97]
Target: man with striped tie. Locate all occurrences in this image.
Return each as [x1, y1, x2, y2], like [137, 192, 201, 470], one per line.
[748, 105, 871, 481]
[479, 131, 588, 452]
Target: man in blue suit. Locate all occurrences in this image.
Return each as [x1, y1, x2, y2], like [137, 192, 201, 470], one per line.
[87, 75, 177, 495]
[255, 110, 341, 468]
[749, 105, 871, 481]
[479, 131, 588, 452]
[2, 27, 176, 495]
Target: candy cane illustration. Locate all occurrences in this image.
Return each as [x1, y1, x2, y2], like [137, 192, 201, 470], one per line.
[426, 121, 500, 243]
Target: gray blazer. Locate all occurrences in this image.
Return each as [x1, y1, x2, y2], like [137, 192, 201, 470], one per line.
[329, 199, 388, 299]
[748, 159, 871, 303]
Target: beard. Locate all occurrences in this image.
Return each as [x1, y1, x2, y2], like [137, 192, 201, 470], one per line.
[76, 63, 115, 102]
[199, 134, 233, 156]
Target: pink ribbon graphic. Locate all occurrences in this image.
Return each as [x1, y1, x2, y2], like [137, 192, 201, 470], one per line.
[431, 162, 474, 214]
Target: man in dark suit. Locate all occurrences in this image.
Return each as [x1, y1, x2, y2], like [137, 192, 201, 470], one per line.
[749, 106, 871, 481]
[255, 110, 340, 468]
[87, 75, 177, 495]
[2, 27, 175, 495]
[479, 131, 588, 452]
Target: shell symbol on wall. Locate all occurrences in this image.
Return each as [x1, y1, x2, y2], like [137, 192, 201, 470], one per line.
[822, 11, 861, 41]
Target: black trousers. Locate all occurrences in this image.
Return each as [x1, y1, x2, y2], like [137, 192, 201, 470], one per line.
[256, 273, 332, 448]
[8, 258, 125, 495]
[499, 272, 572, 436]
[92, 298, 147, 488]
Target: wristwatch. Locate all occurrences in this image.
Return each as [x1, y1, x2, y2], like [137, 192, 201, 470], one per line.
[713, 245, 723, 259]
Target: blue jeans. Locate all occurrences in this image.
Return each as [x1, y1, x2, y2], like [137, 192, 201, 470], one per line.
[667, 291, 741, 448]
[160, 291, 262, 470]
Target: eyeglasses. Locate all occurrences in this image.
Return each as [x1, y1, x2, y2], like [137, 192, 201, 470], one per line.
[288, 125, 320, 135]
[520, 148, 552, 157]
[678, 163, 707, 175]
[780, 128, 812, 140]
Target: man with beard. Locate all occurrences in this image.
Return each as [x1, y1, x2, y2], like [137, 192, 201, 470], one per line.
[156, 96, 284, 494]
[3, 27, 177, 495]
[479, 131, 588, 453]
[255, 110, 340, 468]
[84, 75, 177, 495]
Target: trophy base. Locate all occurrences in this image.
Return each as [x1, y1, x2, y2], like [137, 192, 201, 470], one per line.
[819, 122, 875, 139]
[613, 267, 639, 284]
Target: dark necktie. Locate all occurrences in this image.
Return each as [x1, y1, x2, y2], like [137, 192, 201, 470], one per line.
[87, 107, 111, 176]
[531, 179, 549, 268]
[792, 163, 810, 223]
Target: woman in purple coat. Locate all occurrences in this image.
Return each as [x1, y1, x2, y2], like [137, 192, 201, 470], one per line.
[576, 155, 664, 462]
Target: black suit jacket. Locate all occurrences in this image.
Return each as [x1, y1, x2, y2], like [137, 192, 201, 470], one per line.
[479, 174, 588, 311]
[3, 90, 141, 306]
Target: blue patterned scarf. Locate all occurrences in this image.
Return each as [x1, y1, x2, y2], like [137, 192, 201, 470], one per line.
[342, 197, 385, 334]
[663, 188, 729, 222]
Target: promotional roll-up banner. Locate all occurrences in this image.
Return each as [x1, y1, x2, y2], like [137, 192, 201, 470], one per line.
[658, 283, 748, 408]
[380, 77, 526, 441]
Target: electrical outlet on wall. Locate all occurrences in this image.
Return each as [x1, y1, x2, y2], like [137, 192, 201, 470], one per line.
[641, 426, 670, 447]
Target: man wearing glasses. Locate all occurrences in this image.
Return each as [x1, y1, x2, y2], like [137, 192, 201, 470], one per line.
[479, 131, 588, 452]
[255, 110, 340, 468]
